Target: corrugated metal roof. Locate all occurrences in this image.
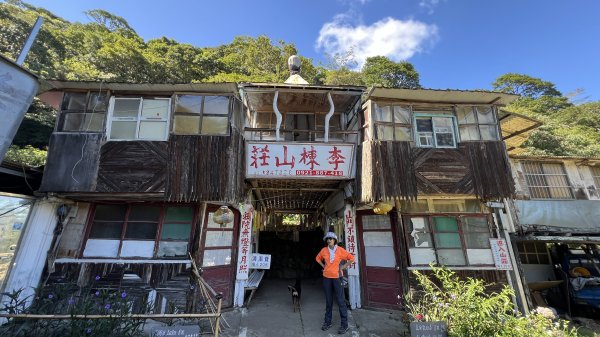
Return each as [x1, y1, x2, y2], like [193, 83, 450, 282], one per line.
[498, 110, 543, 154]
[42, 80, 239, 94]
[367, 87, 519, 106]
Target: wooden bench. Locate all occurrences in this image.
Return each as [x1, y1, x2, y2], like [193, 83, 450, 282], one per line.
[244, 269, 265, 308]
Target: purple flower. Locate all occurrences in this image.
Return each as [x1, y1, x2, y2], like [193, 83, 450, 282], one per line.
[450, 294, 457, 300]
[95, 291, 100, 297]
[95, 275, 101, 281]
[121, 291, 127, 298]
[104, 303, 111, 310]
[86, 328, 92, 334]
[48, 294, 54, 299]
[68, 297, 75, 305]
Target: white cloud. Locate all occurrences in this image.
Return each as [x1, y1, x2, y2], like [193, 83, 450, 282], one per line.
[419, 0, 444, 14]
[316, 16, 438, 68]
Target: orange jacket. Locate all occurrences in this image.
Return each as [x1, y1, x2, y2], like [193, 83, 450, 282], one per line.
[315, 245, 355, 279]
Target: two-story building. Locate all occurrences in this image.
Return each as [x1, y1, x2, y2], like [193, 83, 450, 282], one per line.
[3, 61, 540, 314]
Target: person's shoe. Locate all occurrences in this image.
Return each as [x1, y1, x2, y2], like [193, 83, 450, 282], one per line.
[338, 326, 349, 334]
[321, 323, 332, 331]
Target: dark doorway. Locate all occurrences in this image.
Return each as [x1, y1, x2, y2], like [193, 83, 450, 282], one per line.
[258, 229, 324, 279]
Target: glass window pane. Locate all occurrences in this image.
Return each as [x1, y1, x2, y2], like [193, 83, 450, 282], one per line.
[435, 233, 462, 248]
[205, 231, 233, 247]
[88, 92, 109, 112]
[393, 106, 411, 124]
[456, 106, 476, 124]
[465, 233, 491, 248]
[83, 113, 105, 132]
[375, 105, 392, 122]
[362, 232, 393, 247]
[110, 121, 137, 139]
[202, 249, 232, 267]
[459, 125, 480, 141]
[94, 205, 128, 221]
[62, 92, 87, 111]
[433, 217, 458, 231]
[362, 215, 391, 230]
[436, 133, 455, 147]
[142, 99, 169, 119]
[416, 118, 433, 132]
[418, 133, 434, 147]
[463, 217, 489, 231]
[476, 106, 495, 123]
[161, 223, 192, 240]
[129, 205, 161, 221]
[139, 121, 167, 140]
[376, 125, 393, 140]
[365, 246, 396, 267]
[401, 200, 429, 212]
[437, 249, 466, 265]
[203, 96, 230, 115]
[480, 125, 498, 140]
[175, 95, 202, 113]
[89, 221, 122, 239]
[158, 241, 188, 257]
[0, 196, 31, 286]
[173, 115, 201, 134]
[62, 113, 84, 131]
[394, 126, 411, 141]
[432, 200, 462, 212]
[113, 99, 140, 118]
[165, 207, 194, 222]
[207, 212, 234, 229]
[255, 112, 275, 128]
[124, 222, 157, 239]
[201, 116, 228, 135]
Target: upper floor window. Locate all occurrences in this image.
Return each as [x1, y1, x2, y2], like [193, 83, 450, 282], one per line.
[517, 242, 550, 264]
[173, 95, 231, 135]
[373, 104, 412, 141]
[413, 114, 457, 148]
[107, 97, 170, 141]
[83, 204, 195, 259]
[58, 91, 109, 132]
[522, 162, 574, 199]
[591, 166, 600, 189]
[456, 106, 499, 141]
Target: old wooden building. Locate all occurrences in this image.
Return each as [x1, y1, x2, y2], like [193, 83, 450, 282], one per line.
[2, 64, 542, 314]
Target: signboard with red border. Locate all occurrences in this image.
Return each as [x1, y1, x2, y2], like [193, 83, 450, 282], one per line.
[490, 239, 513, 270]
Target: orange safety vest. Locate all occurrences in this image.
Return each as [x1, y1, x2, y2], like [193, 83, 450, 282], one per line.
[315, 246, 355, 279]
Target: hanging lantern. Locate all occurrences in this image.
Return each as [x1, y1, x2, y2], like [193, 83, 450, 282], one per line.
[373, 202, 393, 215]
[213, 205, 234, 226]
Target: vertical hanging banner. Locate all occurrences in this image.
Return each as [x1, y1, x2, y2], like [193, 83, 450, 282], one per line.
[236, 204, 254, 280]
[490, 239, 513, 270]
[344, 205, 359, 276]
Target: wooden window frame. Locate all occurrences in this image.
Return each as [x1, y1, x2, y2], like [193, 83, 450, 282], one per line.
[199, 205, 238, 268]
[517, 241, 550, 265]
[522, 161, 574, 199]
[403, 214, 494, 267]
[372, 103, 412, 141]
[456, 105, 500, 142]
[81, 203, 197, 260]
[58, 90, 109, 132]
[106, 97, 171, 141]
[172, 94, 233, 136]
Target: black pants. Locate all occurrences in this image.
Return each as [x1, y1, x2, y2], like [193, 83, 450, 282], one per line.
[323, 277, 348, 328]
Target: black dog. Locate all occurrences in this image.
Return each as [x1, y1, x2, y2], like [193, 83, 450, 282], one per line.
[287, 277, 302, 312]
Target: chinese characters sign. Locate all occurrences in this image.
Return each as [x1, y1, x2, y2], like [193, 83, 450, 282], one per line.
[246, 142, 354, 179]
[251, 254, 271, 269]
[490, 239, 513, 270]
[236, 204, 254, 280]
[343, 205, 359, 276]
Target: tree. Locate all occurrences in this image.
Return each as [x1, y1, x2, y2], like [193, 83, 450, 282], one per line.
[492, 73, 562, 98]
[84, 9, 136, 35]
[361, 56, 420, 89]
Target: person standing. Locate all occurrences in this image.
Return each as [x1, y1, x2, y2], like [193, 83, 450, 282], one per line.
[315, 232, 354, 334]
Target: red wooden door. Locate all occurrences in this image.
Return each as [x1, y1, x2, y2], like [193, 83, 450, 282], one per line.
[199, 205, 239, 307]
[357, 211, 403, 309]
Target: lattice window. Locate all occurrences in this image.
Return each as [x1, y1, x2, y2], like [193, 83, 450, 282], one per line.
[173, 95, 232, 136]
[456, 105, 499, 141]
[59, 91, 109, 132]
[591, 166, 600, 189]
[517, 242, 550, 264]
[522, 162, 574, 199]
[373, 104, 412, 141]
[107, 97, 171, 141]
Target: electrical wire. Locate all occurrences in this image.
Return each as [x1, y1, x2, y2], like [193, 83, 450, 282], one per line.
[0, 202, 33, 218]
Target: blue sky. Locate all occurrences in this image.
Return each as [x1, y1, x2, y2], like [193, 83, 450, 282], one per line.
[22, 0, 600, 101]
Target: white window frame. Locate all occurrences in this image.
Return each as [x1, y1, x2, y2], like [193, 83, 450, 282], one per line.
[522, 161, 574, 199]
[106, 97, 171, 141]
[413, 114, 457, 148]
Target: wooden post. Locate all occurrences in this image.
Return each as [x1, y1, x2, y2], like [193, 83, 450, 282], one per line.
[214, 297, 223, 337]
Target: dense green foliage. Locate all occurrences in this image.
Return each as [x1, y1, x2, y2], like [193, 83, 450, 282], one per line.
[494, 74, 600, 157]
[405, 266, 579, 337]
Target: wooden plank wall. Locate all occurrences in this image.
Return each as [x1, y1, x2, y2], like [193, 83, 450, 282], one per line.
[360, 141, 417, 202]
[361, 141, 514, 202]
[40, 133, 102, 192]
[96, 141, 168, 193]
[166, 129, 245, 202]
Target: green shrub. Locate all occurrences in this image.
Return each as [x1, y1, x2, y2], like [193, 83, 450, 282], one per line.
[404, 266, 578, 337]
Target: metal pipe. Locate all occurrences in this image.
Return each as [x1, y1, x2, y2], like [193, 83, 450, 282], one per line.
[324, 92, 335, 142]
[16, 16, 44, 65]
[272, 91, 282, 141]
